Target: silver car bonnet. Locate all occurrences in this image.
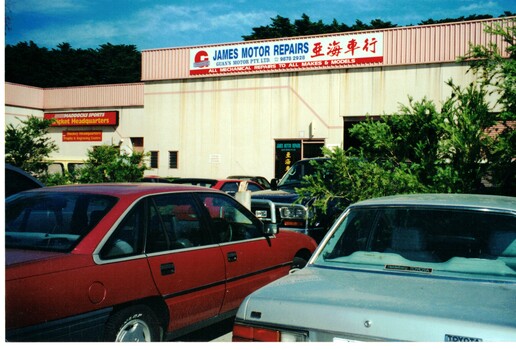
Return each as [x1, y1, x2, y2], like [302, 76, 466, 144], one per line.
[237, 266, 516, 341]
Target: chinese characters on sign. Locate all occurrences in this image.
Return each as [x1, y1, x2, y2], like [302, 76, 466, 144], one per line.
[275, 141, 302, 178]
[190, 33, 383, 76]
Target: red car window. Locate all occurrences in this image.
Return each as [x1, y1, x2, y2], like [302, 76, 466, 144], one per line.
[100, 201, 145, 259]
[6, 192, 117, 253]
[149, 193, 210, 252]
[198, 192, 263, 243]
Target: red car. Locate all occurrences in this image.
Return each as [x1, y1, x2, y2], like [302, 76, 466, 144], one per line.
[170, 178, 264, 195]
[5, 183, 316, 342]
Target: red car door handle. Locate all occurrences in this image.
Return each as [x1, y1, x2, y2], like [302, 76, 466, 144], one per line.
[227, 251, 237, 262]
[160, 262, 175, 275]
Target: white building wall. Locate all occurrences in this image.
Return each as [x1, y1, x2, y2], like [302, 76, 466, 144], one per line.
[5, 105, 44, 125]
[143, 62, 481, 180]
[4, 62, 485, 181]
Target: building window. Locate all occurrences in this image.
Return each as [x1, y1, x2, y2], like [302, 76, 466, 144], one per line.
[169, 151, 178, 169]
[150, 151, 159, 169]
[130, 137, 144, 153]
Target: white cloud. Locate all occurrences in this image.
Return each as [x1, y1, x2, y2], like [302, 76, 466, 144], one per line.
[16, 3, 267, 49]
[22, 21, 117, 48]
[458, 0, 499, 13]
[8, 0, 87, 14]
[116, 4, 274, 47]
[133, 3, 271, 33]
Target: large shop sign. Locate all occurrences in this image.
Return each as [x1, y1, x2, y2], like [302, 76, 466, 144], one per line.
[190, 32, 383, 76]
[44, 111, 119, 127]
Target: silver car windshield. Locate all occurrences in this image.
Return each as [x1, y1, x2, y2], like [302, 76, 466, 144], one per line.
[315, 207, 516, 279]
[6, 192, 118, 252]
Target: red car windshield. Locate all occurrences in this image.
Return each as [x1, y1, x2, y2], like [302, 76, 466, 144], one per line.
[6, 192, 118, 252]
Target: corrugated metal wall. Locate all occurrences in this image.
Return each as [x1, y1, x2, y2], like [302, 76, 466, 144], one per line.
[142, 17, 512, 81]
[43, 83, 144, 109]
[142, 48, 191, 82]
[4, 83, 44, 109]
[383, 19, 509, 65]
[4, 82, 144, 110]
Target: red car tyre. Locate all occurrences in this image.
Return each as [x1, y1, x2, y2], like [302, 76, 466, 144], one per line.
[103, 305, 162, 342]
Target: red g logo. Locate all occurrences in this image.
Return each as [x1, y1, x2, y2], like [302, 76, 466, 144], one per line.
[193, 50, 210, 68]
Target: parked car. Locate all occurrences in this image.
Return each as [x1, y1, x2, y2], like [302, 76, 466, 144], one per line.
[233, 194, 516, 342]
[5, 164, 44, 197]
[45, 158, 85, 176]
[228, 175, 271, 189]
[170, 178, 264, 196]
[251, 158, 348, 243]
[140, 176, 174, 183]
[5, 183, 317, 342]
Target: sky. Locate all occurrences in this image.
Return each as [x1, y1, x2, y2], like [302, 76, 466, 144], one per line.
[3, 0, 516, 51]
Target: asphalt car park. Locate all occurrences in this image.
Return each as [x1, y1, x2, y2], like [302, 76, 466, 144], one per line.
[175, 317, 233, 341]
[233, 194, 516, 342]
[5, 183, 316, 341]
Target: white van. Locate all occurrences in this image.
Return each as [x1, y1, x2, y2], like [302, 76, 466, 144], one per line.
[46, 159, 86, 175]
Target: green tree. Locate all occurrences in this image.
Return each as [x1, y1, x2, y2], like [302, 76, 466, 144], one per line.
[435, 81, 499, 193]
[243, 15, 296, 40]
[418, 14, 495, 25]
[76, 145, 148, 183]
[96, 43, 142, 84]
[43, 172, 77, 186]
[462, 17, 516, 118]
[298, 19, 515, 212]
[48, 43, 99, 87]
[457, 17, 516, 193]
[5, 41, 52, 87]
[349, 98, 443, 188]
[5, 41, 141, 87]
[5, 116, 58, 176]
[242, 12, 513, 41]
[296, 146, 424, 211]
[293, 14, 328, 36]
[297, 98, 441, 207]
[242, 14, 398, 40]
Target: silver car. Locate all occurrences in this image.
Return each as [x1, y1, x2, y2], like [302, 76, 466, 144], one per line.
[233, 194, 516, 342]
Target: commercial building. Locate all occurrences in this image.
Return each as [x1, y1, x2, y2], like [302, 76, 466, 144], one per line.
[4, 17, 511, 179]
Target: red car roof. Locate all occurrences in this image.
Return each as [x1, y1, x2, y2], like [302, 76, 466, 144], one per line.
[21, 183, 222, 197]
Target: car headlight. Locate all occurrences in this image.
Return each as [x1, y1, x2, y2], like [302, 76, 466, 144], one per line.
[255, 210, 268, 218]
[279, 206, 308, 219]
